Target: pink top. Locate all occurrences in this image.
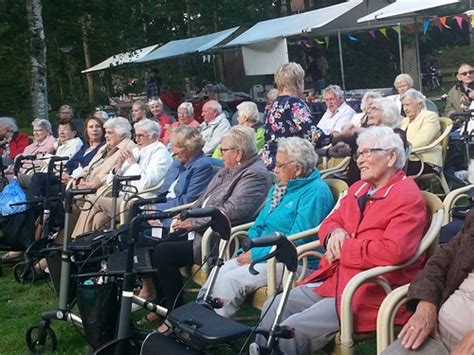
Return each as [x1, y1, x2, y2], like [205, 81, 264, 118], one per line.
[21, 134, 56, 171]
[161, 119, 200, 146]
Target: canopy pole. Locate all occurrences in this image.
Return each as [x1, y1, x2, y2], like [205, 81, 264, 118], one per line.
[397, 23, 403, 72]
[337, 31, 346, 91]
[415, 30, 422, 90]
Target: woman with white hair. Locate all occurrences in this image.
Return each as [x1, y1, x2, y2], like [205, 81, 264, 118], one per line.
[350, 91, 383, 128]
[262, 62, 318, 171]
[212, 101, 264, 159]
[0, 116, 29, 166]
[390, 73, 414, 115]
[72, 119, 172, 237]
[161, 101, 200, 146]
[259, 126, 428, 354]
[148, 98, 172, 143]
[401, 89, 442, 176]
[147, 125, 273, 314]
[199, 136, 335, 318]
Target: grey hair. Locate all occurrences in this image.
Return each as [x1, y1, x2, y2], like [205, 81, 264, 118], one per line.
[277, 137, 318, 176]
[323, 85, 345, 99]
[59, 104, 74, 114]
[357, 126, 406, 170]
[178, 102, 194, 115]
[393, 73, 414, 88]
[0, 117, 18, 132]
[94, 111, 109, 121]
[148, 98, 164, 109]
[104, 116, 132, 138]
[237, 101, 260, 124]
[221, 125, 257, 160]
[400, 88, 426, 109]
[133, 100, 148, 112]
[32, 118, 52, 134]
[372, 98, 401, 129]
[274, 62, 305, 92]
[205, 100, 222, 114]
[134, 118, 160, 139]
[266, 88, 279, 102]
[360, 91, 382, 112]
[172, 126, 204, 154]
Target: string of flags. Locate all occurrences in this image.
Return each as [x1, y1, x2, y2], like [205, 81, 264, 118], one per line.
[301, 13, 474, 46]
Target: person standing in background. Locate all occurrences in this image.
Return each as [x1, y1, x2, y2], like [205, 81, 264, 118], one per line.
[145, 68, 162, 100]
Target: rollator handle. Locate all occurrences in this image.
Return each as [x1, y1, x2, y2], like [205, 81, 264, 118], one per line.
[112, 174, 141, 197]
[179, 206, 231, 240]
[241, 232, 299, 273]
[65, 188, 97, 213]
[129, 196, 167, 217]
[13, 154, 36, 175]
[47, 155, 69, 174]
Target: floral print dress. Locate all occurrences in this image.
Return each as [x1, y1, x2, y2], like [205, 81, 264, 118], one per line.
[261, 95, 318, 170]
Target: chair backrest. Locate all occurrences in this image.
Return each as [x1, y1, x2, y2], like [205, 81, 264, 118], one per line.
[324, 178, 349, 205]
[438, 117, 453, 165]
[420, 191, 445, 259]
[442, 184, 473, 225]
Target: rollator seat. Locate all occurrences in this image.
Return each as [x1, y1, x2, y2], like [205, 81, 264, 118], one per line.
[141, 332, 200, 355]
[167, 301, 252, 347]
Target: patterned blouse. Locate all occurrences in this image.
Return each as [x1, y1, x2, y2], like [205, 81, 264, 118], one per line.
[261, 95, 317, 170]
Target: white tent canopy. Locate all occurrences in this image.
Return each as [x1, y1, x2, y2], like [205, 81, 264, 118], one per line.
[81, 44, 159, 73]
[225, 1, 363, 47]
[358, 0, 464, 22]
[136, 27, 240, 63]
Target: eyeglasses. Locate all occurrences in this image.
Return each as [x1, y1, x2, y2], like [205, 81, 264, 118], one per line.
[33, 129, 45, 133]
[275, 161, 295, 169]
[458, 70, 474, 76]
[220, 147, 236, 153]
[354, 148, 391, 160]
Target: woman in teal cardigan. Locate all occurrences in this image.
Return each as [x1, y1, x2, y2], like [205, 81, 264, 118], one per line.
[198, 136, 334, 318]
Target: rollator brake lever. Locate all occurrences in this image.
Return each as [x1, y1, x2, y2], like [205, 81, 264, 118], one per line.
[248, 250, 278, 275]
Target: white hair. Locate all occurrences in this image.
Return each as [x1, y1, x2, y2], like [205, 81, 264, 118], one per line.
[221, 125, 257, 159]
[178, 102, 194, 115]
[148, 98, 164, 109]
[360, 91, 382, 112]
[0, 117, 18, 132]
[394, 73, 414, 88]
[134, 118, 160, 139]
[357, 126, 406, 170]
[277, 137, 318, 176]
[323, 85, 345, 99]
[104, 117, 132, 138]
[205, 100, 222, 114]
[237, 101, 260, 124]
[372, 98, 401, 129]
[400, 89, 426, 109]
[32, 118, 52, 134]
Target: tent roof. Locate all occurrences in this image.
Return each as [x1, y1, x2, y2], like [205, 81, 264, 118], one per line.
[358, 0, 464, 22]
[225, 1, 363, 47]
[136, 26, 240, 63]
[81, 44, 159, 73]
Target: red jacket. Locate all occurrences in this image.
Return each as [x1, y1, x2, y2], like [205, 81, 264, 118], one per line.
[2, 132, 29, 158]
[301, 171, 428, 332]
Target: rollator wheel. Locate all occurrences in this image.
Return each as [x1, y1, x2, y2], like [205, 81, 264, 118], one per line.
[13, 261, 36, 284]
[25, 325, 57, 353]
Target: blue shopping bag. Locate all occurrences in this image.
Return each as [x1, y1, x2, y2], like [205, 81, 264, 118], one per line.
[0, 179, 27, 216]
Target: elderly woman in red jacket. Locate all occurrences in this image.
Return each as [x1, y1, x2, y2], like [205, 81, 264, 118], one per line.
[258, 126, 429, 354]
[0, 116, 29, 166]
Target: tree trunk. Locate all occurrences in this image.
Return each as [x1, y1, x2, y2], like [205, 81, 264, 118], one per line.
[26, 0, 48, 121]
[80, 15, 94, 104]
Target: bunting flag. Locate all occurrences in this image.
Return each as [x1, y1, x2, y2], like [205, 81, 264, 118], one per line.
[315, 38, 325, 45]
[324, 36, 329, 48]
[347, 34, 358, 41]
[433, 17, 443, 31]
[392, 26, 400, 34]
[454, 15, 464, 29]
[422, 19, 430, 34]
[379, 28, 389, 39]
[439, 16, 451, 29]
[471, 14, 474, 28]
[404, 23, 415, 32]
[369, 30, 376, 39]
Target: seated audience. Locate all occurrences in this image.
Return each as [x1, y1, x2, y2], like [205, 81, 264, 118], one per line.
[317, 84, 356, 137]
[72, 119, 172, 237]
[199, 137, 335, 318]
[162, 102, 200, 146]
[213, 101, 264, 159]
[200, 100, 231, 155]
[444, 63, 474, 117]
[149, 126, 272, 313]
[28, 116, 105, 198]
[0, 116, 29, 167]
[261, 62, 318, 171]
[349, 91, 382, 128]
[57, 104, 84, 137]
[382, 209, 474, 355]
[258, 126, 429, 354]
[400, 89, 442, 176]
[148, 98, 173, 143]
[389, 73, 414, 116]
